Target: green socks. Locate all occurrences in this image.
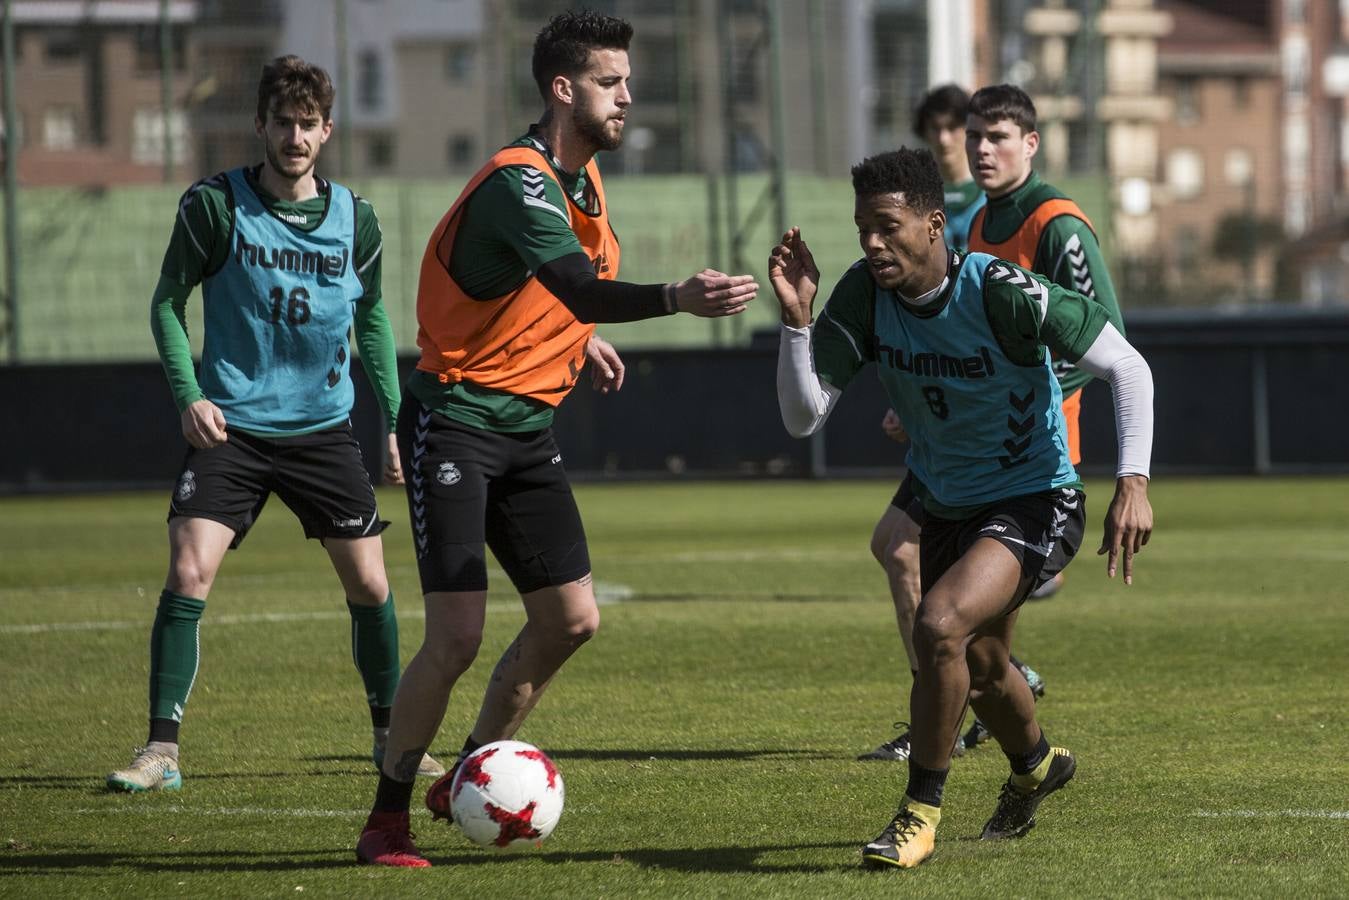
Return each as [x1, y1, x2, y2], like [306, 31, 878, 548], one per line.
[348, 593, 401, 714]
[148, 591, 206, 726]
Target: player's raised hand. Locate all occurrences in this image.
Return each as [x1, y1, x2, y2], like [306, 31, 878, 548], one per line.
[768, 227, 819, 328]
[880, 408, 908, 443]
[672, 269, 758, 318]
[585, 334, 625, 394]
[1098, 474, 1152, 584]
[181, 398, 228, 449]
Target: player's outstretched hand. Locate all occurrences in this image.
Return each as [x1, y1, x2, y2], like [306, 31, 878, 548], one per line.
[383, 433, 405, 486]
[880, 408, 908, 443]
[1098, 474, 1152, 584]
[768, 227, 819, 328]
[585, 334, 625, 394]
[672, 269, 758, 318]
[181, 399, 228, 449]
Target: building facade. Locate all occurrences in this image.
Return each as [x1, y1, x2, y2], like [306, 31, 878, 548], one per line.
[1, 0, 197, 186]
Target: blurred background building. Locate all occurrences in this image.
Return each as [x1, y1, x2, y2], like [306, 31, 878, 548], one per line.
[3, 0, 1349, 366]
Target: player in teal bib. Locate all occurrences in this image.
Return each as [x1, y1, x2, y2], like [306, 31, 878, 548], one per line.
[942, 180, 985, 252]
[871, 250, 1077, 508]
[107, 55, 443, 799]
[771, 147, 1154, 869]
[201, 167, 365, 435]
[857, 85, 1027, 767]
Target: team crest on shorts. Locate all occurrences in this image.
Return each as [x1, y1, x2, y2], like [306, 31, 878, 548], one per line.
[436, 462, 462, 486]
[175, 470, 197, 501]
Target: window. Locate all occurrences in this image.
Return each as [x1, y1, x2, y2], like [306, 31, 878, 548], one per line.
[1284, 35, 1309, 98]
[132, 108, 188, 164]
[444, 44, 475, 82]
[44, 28, 81, 61]
[635, 37, 678, 104]
[43, 107, 78, 150]
[1224, 148, 1253, 187]
[448, 134, 474, 168]
[367, 134, 393, 171]
[1167, 148, 1204, 201]
[1174, 78, 1199, 125]
[729, 46, 759, 102]
[1175, 226, 1199, 270]
[134, 25, 187, 73]
[357, 50, 383, 111]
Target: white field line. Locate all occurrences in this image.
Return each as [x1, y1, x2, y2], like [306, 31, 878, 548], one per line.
[0, 582, 632, 635]
[1193, 810, 1349, 820]
[73, 806, 369, 819]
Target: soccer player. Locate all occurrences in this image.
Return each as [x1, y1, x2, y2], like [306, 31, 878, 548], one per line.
[859, 84, 1046, 763]
[919, 83, 985, 253]
[966, 83, 1126, 608]
[354, 10, 758, 868]
[105, 55, 444, 793]
[770, 147, 1153, 868]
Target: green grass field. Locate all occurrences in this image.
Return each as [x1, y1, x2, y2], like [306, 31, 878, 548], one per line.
[1, 477, 1346, 897]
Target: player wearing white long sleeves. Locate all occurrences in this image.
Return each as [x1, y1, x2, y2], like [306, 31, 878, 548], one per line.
[769, 148, 1153, 870]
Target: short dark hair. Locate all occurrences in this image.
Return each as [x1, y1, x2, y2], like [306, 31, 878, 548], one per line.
[968, 83, 1037, 135]
[911, 83, 970, 137]
[256, 55, 335, 123]
[532, 9, 634, 102]
[850, 148, 945, 215]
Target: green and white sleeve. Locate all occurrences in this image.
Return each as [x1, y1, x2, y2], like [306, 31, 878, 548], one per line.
[777, 263, 874, 437]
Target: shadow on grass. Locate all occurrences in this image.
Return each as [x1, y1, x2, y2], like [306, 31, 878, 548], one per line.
[0, 840, 862, 876]
[307, 747, 837, 765]
[0, 775, 106, 789]
[4, 747, 836, 796]
[546, 748, 835, 763]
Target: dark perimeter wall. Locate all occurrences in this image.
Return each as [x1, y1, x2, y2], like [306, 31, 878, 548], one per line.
[3, 310, 1348, 493]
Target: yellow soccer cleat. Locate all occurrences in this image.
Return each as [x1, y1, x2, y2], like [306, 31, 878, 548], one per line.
[861, 800, 939, 869]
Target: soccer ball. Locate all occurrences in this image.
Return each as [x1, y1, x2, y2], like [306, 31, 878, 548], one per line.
[450, 740, 565, 851]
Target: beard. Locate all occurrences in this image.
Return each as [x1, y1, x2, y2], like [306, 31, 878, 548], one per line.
[573, 99, 624, 153]
[264, 138, 316, 180]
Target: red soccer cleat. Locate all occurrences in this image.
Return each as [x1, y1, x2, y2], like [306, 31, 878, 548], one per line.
[425, 767, 456, 822]
[425, 754, 467, 823]
[356, 811, 431, 868]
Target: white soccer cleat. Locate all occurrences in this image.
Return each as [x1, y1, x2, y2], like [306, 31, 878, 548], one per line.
[372, 732, 447, 778]
[106, 746, 183, 792]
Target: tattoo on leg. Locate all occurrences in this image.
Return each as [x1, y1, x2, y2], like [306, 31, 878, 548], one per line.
[392, 748, 427, 782]
[491, 637, 522, 683]
[577, 574, 593, 587]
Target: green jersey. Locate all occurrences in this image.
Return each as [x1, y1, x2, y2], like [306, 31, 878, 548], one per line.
[972, 170, 1123, 396]
[152, 166, 400, 433]
[409, 130, 599, 434]
[813, 252, 1109, 518]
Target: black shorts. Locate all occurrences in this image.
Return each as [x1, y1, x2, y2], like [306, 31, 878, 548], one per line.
[397, 396, 590, 595]
[167, 423, 388, 549]
[919, 488, 1085, 609]
[889, 471, 927, 527]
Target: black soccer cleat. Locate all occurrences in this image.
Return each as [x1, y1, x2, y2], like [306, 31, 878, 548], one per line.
[858, 723, 912, 761]
[958, 717, 992, 753]
[980, 747, 1077, 839]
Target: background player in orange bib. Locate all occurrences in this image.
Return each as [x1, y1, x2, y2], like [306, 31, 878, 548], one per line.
[966, 83, 1127, 606]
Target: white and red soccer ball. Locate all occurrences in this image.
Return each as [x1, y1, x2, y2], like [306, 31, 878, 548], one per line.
[450, 740, 565, 851]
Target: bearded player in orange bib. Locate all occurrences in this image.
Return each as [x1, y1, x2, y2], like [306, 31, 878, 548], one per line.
[355, 9, 758, 867]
